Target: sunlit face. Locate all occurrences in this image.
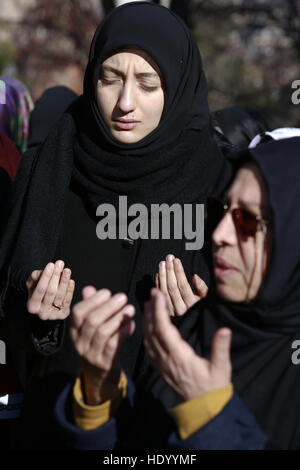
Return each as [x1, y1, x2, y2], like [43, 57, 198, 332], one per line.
[96, 47, 164, 144]
[212, 162, 272, 302]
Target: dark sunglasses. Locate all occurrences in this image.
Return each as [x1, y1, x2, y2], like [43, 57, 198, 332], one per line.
[207, 197, 269, 238]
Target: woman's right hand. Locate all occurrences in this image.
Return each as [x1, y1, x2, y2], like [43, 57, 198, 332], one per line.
[155, 254, 208, 317]
[70, 287, 135, 405]
[26, 260, 75, 320]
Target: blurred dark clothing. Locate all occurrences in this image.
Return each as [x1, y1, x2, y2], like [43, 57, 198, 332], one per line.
[28, 86, 78, 149]
[212, 104, 269, 150]
[0, 131, 21, 181]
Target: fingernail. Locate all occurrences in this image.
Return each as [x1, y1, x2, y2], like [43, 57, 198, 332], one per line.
[167, 254, 174, 262]
[46, 263, 54, 272]
[160, 261, 165, 270]
[115, 293, 127, 303]
[123, 306, 135, 317]
[96, 288, 111, 297]
[219, 328, 231, 337]
[63, 269, 71, 277]
[174, 258, 180, 265]
[56, 260, 64, 269]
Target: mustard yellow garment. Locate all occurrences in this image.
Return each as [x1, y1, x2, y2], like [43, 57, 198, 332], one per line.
[73, 374, 233, 438]
[73, 373, 127, 430]
[171, 384, 233, 440]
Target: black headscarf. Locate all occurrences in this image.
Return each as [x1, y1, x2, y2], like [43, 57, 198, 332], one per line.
[145, 137, 300, 449]
[72, 1, 227, 211]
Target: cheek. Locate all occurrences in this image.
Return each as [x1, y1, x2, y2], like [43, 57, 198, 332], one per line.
[143, 93, 164, 127]
[241, 237, 267, 299]
[97, 87, 113, 118]
[216, 272, 248, 302]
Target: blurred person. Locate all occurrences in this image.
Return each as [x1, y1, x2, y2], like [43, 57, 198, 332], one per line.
[0, 3, 231, 448]
[0, 76, 34, 153]
[150, 137, 300, 449]
[28, 86, 78, 149]
[212, 104, 269, 151]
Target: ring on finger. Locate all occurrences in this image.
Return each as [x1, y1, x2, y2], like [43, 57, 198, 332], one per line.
[52, 301, 64, 310]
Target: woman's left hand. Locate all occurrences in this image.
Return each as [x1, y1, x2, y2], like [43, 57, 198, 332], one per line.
[26, 260, 75, 320]
[155, 254, 208, 317]
[143, 288, 232, 402]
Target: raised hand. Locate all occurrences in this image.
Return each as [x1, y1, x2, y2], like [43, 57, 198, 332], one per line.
[26, 260, 75, 320]
[155, 254, 208, 316]
[71, 287, 135, 405]
[143, 288, 231, 402]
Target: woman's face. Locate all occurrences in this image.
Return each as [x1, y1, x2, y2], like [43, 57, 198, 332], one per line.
[212, 162, 272, 302]
[97, 47, 164, 144]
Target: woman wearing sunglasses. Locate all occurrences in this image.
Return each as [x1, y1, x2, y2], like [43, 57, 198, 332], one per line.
[53, 140, 298, 451]
[146, 136, 300, 449]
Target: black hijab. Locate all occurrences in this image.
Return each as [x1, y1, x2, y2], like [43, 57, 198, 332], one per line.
[72, 1, 227, 211]
[145, 137, 300, 449]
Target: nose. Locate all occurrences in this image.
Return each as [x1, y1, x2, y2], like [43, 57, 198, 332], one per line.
[212, 212, 237, 247]
[117, 81, 136, 114]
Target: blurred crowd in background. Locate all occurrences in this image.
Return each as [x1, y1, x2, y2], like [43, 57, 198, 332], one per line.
[0, 0, 299, 129]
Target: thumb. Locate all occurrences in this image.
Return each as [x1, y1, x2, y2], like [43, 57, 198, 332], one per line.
[192, 274, 208, 298]
[210, 328, 232, 374]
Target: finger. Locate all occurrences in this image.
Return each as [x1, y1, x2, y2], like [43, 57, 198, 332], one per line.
[43, 260, 65, 306]
[145, 289, 182, 353]
[62, 279, 75, 308]
[155, 273, 159, 289]
[165, 255, 186, 315]
[29, 270, 43, 283]
[51, 279, 76, 320]
[72, 289, 112, 330]
[27, 263, 54, 313]
[52, 267, 71, 308]
[82, 286, 97, 299]
[96, 319, 136, 370]
[210, 328, 232, 374]
[75, 293, 128, 353]
[26, 270, 43, 292]
[173, 258, 197, 307]
[90, 306, 135, 354]
[158, 261, 174, 316]
[192, 274, 208, 298]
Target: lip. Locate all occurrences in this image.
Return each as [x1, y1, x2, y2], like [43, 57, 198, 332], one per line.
[113, 120, 139, 130]
[213, 257, 238, 278]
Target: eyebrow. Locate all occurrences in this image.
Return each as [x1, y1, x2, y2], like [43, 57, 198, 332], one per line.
[101, 66, 159, 80]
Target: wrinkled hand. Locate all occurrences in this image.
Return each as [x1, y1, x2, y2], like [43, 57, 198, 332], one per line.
[71, 287, 135, 405]
[155, 254, 208, 316]
[26, 260, 75, 320]
[143, 288, 232, 402]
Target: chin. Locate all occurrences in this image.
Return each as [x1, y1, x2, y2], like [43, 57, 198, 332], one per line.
[216, 282, 246, 303]
[111, 130, 142, 144]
